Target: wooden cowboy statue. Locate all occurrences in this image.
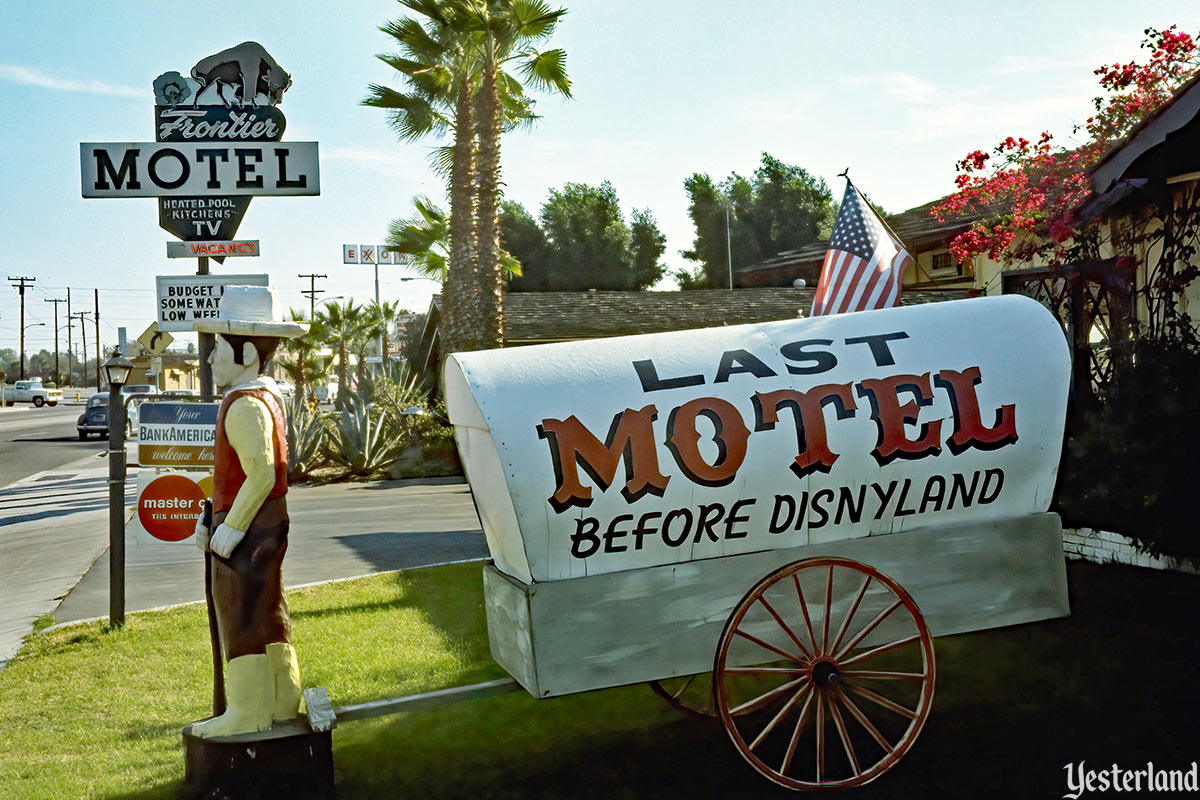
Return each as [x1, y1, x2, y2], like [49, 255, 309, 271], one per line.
[190, 285, 307, 739]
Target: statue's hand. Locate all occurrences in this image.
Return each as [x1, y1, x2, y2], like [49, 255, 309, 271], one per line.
[194, 516, 211, 552]
[209, 522, 247, 559]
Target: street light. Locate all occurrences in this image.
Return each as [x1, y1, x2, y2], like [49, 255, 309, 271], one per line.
[21, 321, 45, 380]
[102, 350, 134, 627]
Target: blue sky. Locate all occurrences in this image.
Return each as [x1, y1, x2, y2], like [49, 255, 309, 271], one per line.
[1, 1, 1197, 357]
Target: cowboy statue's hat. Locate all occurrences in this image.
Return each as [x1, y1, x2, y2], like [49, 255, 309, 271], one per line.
[193, 285, 308, 338]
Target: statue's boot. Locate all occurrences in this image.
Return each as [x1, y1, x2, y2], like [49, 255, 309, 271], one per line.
[191, 654, 274, 739]
[266, 642, 302, 721]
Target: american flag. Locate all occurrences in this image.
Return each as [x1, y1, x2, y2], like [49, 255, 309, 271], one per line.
[811, 182, 913, 316]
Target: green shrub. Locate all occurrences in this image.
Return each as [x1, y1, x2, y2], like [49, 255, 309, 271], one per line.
[1054, 340, 1200, 560]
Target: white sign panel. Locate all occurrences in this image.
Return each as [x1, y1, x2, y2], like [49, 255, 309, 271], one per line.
[134, 471, 211, 545]
[155, 273, 269, 332]
[343, 243, 397, 265]
[444, 295, 1072, 584]
[167, 240, 260, 258]
[80, 142, 320, 197]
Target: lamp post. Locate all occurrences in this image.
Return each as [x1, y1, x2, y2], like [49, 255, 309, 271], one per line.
[102, 350, 133, 627]
[22, 322, 45, 379]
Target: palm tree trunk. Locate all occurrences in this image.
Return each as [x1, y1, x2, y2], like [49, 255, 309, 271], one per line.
[444, 76, 479, 357]
[475, 59, 504, 350]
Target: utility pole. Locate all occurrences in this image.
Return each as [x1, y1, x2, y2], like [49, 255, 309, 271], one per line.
[9, 276, 36, 380]
[299, 273, 327, 319]
[45, 297, 66, 387]
[67, 288, 73, 386]
[94, 289, 102, 391]
[74, 312, 91, 387]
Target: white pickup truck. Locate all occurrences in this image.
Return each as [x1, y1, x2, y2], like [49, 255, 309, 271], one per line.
[2, 379, 62, 407]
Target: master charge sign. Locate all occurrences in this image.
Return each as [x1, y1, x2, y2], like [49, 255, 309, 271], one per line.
[155, 273, 267, 332]
[135, 472, 212, 543]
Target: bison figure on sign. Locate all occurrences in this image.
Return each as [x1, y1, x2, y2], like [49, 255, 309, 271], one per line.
[191, 41, 290, 108]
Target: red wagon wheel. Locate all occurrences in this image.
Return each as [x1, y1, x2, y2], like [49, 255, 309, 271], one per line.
[649, 674, 719, 718]
[713, 557, 935, 791]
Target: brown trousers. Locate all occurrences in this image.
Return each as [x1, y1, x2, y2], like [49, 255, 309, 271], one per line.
[211, 496, 291, 660]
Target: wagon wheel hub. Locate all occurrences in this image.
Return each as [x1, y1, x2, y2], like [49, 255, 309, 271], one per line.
[810, 657, 840, 688]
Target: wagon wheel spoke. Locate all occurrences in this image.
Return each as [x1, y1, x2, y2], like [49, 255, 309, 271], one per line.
[731, 676, 808, 716]
[667, 673, 698, 701]
[724, 665, 806, 674]
[748, 682, 812, 751]
[834, 686, 892, 753]
[780, 686, 816, 774]
[829, 574, 871, 656]
[793, 574, 819, 658]
[836, 598, 903, 661]
[822, 564, 834, 652]
[845, 683, 918, 720]
[840, 633, 922, 667]
[734, 629, 804, 664]
[827, 688, 861, 777]
[841, 670, 926, 681]
[757, 595, 813, 662]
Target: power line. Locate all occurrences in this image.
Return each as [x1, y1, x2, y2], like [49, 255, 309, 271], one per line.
[299, 273, 328, 319]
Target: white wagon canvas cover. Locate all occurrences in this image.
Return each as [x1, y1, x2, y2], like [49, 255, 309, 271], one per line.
[445, 294, 1071, 586]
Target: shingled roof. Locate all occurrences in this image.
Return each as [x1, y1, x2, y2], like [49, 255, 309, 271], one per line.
[413, 287, 968, 380]
[737, 198, 976, 288]
[502, 287, 967, 344]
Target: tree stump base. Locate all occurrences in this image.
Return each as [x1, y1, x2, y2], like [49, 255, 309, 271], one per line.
[182, 717, 334, 800]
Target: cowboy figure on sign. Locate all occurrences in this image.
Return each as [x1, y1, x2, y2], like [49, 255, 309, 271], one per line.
[190, 285, 307, 739]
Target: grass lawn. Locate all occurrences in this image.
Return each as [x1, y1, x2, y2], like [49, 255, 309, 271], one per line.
[1, 559, 1197, 799]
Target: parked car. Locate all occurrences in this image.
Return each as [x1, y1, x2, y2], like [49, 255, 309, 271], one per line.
[123, 384, 160, 397]
[161, 389, 200, 399]
[277, 381, 295, 398]
[77, 392, 110, 439]
[2, 379, 62, 407]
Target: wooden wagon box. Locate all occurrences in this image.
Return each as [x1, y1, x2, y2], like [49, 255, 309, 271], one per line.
[483, 513, 1068, 698]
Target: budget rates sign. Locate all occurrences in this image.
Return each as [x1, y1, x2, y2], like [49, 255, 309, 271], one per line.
[137, 401, 219, 467]
[155, 274, 268, 332]
[444, 295, 1071, 584]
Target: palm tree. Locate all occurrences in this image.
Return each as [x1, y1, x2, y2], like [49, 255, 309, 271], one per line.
[354, 303, 383, 394]
[278, 309, 329, 403]
[364, 0, 479, 358]
[371, 299, 405, 365]
[385, 194, 521, 281]
[365, 0, 569, 356]
[464, 0, 571, 347]
[316, 300, 366, 407]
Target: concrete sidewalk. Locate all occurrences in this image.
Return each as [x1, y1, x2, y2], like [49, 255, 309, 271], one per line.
[54, 476, 488, 624]
[0, 455, 487, 666]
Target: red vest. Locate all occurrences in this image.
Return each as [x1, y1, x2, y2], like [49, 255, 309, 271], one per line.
[212, 388, 289, 515]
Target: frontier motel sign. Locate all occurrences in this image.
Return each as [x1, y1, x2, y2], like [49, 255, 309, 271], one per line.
[80, 142, 319, 198]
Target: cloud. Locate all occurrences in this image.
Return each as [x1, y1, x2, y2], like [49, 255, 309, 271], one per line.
[842, 71, 938, 104]
[0, 63, 144, 98]
[322, 144, 420, 166]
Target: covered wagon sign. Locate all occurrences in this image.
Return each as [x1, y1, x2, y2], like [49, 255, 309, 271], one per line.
[445, 295, 1071, 585]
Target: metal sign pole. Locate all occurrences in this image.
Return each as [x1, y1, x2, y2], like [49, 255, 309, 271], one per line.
[108, 385, 126, 626]
[197, 256, 215, 400]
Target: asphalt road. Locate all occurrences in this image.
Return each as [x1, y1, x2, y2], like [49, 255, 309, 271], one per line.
[0, 398, 103, 488]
